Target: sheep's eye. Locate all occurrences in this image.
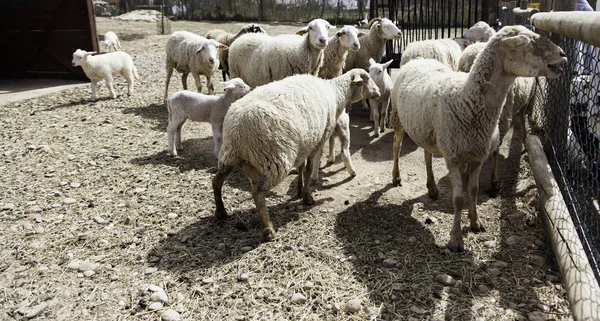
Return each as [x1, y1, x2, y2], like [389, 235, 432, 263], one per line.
[309, 26, 313, 30]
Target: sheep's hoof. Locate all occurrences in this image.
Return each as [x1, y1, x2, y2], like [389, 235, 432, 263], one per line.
[327, 158, 335, 164]
[447, 239, 464, 253]
[215, 208, 228, 220]
[471, 222, 486, 233]
[373, 132, 380, 138]
[302, 193, 315, 206]
[260, 228, 276, 242]
[380, 127, 385, 133]
[486, 189, 498, 198]
[428, 190, 439, 200]
[392, 178, 402, 187]
[348, 170, 357, 177]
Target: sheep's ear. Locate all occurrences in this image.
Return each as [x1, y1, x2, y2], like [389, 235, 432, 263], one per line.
[217, 43, 228, 49]
[358, 31, 366, 38]
[85, 51, 97, 56]
[501, 34, 531, 49]
[195, 47, 204, 55]
[221, 81, 235, 90]
[382, 59, 393, 69]
[296, 27, 309, 36]
[336, 30, 345, 37]
[328, 24, 336, 30]
[369, 58, 376, 66]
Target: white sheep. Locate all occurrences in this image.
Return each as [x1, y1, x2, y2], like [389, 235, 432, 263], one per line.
[71, 49, 139, 101]
[319, 25, 364, 79]
[228, 19, 334, 88]
[368, 58, 393, 137]
[390, 25, 567, 252]
[101, 31, 122, 52]
[458, 41, 537, 195]
[164, 31, 227, 101]
[213, 69, 380, 241]
[400, 38, 465, 71]
[166, 78, 251, 159]
[464, 21, 496, 43]
[205, 23, 267, 81]
[357, 13, 369, 29]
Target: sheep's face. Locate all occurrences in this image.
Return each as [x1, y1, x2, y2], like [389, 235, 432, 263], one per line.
[464, 21, 491, 42]
[243, 23, 266, 34]
[368, 58, 393, 83]
[195, 41, 227, 67]
[378, 18, 402, 40]
[497, 25, 567, 79]
[297, 18, 334, 50]
[347, 69, 380, 103]
[71, 49, 96, 67]
[222, 78, 251, 100]
[337, 25, 364, 51]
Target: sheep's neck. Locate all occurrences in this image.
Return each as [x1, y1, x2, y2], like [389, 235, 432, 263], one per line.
[330, 75, 354, 116]
[335, 41, 348, 61]
[304, 35, 324, 75]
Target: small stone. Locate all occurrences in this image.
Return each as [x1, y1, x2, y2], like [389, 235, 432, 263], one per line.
[150, 291, 168, 303]
[382, 259, 398, 268]
[487, 268, 501, 277]
[23, 301, 50, 318]
[27, 145, 37, 150]
[290, 293, 307, 304]
[110, 275, 119, 281]
[161, 309, 181, 321]
[483, 240, 497, 248]
[509, 302, 518, 310]
[1, 203, 15, 211]
[201, 278, 214, 285]
[302, 281, 314, 290]
[217, 243, 226, 250]
[527, 311, 548, 321]
[435, 274, 456, 286]
[63, 198, 77, 204]
[238, 273, 249, 282]
[148, 285, 163, 292]
[478, 284, 490, 293]
[134, 188, 146, 193]
[148, 302, 163, 311]
[167, 213, 178, 219]
[454, 280, 463, 287]
[240, 246, 253, 253]
[144, 267, 158, 274]
[492, 260, 509, 268]
[407, 236, 417, 243]
[92, 215, 105, 224]
[70, 182, 81, 188]
[346, 298, 362, 313]
[83, 270, 95, 277]
[410, 305, 427, 315]
[505, 235, 520, 246]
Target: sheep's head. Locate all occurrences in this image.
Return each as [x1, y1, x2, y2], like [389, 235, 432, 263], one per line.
[368, 58, 393, 83]
[195, 40, 227, 67]
[296, 18, 335, 50]
[336, 25, 364, 51]
[221, 78, 251, 100]
[370, 18, 402, 40]
[495, 25, 567, 79]
[464, 21, 495, 43]
[71, 49, 96, 67]
[347, 68, 380, 103]
[243, 23, 266, 34]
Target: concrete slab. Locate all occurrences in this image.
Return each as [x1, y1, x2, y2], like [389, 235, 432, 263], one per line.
[0, 78, 88, 106]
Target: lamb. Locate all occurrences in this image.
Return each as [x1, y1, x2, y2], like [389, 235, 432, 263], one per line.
[318, 25, 364, 79]
[464, 21, 496, 43]
[228, 19, 334, 88]
[368, 58, 393, 137]
[101, 31, 122, 52]
[71, 49, 139, 101]
[164, 31, 227, 101]
[400, 38, 465, 71]
[166, 78, 251, 159]
[205, 23, 266, 81]
[390, 25, 567, 252]
[457, 41, 537, 195]
[213, 69, 380, 241]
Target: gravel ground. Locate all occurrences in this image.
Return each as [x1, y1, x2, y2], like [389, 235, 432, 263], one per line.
[0, 17, 574, 321]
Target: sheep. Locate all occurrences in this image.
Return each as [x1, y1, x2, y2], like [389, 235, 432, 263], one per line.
[457, 41, 537, 195]
[389, 25, 567, 252]
[164, 31, 227, 101]
[400, 38, 465, 71]
[319, 25, 364, 79]
[357, 13, 369, 29]
[205, 23, 267, 81]
[464, 21, 496, 43]
[368, 58, 393, 137]
[71, 49, 139, 101]
[101, 31, 122, 52]
[166, 78, 251, 159]
[213, 69, 380, 241]
[228, 19, 334, 88]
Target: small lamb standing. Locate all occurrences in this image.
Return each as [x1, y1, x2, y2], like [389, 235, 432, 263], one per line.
[213, 69, 380, 241]
[101, 31, 122, 52]
[368, 58, 393, 137]
[166, 78, 251, 159]
[228, 19, 334, 88]
[164, 31, 227, 101]
[205, 23, 266, 81]
[390, 25, 567, 252]
[71, 49, 139, 101]
[464, 21, 496, 43]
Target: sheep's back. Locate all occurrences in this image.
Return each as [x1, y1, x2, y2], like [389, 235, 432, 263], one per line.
[167, 31, 215, 74]
[84, 52, 133, 80]
[401, 39, 462, 70]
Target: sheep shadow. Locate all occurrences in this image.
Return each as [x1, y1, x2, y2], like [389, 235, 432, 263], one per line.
[119, 33, 148, 41]
[129, 137, 218, 172]
[122, 102, 168, 131]
[334, 184, 476, 320]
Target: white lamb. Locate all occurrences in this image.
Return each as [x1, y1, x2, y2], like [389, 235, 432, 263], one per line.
[101, 31, 122, 52]
[400, 38, 465, 71]
[71, 49, 139, 101]
[228, 19, 334, 88]
[464, 21, 496, 43]
[213, 69, 380, 241]
[368, 58, 393, 137]
[390, 25, 567, 252]
[458, 41, 537, 195]
[166, 78, 251, 159]
[164, 31, 227, 101]
[205, 23, 267, 81]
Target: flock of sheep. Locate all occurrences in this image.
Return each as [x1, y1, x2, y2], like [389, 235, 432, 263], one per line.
[70, 19, 567, 252]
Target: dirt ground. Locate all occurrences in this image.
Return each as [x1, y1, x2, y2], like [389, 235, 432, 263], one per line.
[0, 17, 573, 321]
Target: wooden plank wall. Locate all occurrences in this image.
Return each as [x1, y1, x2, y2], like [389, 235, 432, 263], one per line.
[0, 0, 98, 80]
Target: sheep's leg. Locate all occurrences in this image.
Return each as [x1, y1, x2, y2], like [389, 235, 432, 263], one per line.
[105, 77, 117, 99]
[488, 148, 500, 197]
[310, 147, 323, 183]
[392, 127, 406, 186]
[212, 165, 233, 220]
[211, 123, 223, 159]
[362, 99, 370, 112]
[122, 70, 134, 96]
[339, 123, 356, 177]
[296, 162, 305, 198]
[181, 72, 189, 90]
[176, 120, 186, 150]
[166, 118, 181, 156]
[241, 163, 275, 241]
[380, 99, 389, 133]
[221, 69, 227, 82]
[447, 162, 465, 252]
[467, 161, 486, 233]
[164, 65, 174, 101]
[371, 99, 380, 137]
[327, 134, 336, 164]
[192, 73, 203, 94]
[206, 75, 214, 95]
[90, 81, 98, 101]
[425, 151, 439, 199]
[302, 157, 315, 205]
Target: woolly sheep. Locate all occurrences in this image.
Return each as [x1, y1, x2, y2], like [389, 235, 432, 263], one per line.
[228, 19, 334, 88]
[101, 31, 122, 52]
[390, 25, 567, 252]
[164, 31, 227, 101]
[213, 69, 380, 241]
[205, 23, 266, 81]
[458, 42, 537, 194]
[166, 78, 251, 158]
[357, 13, 369, 29]
[319, 25, 364, 79]
[400, 38, 465, 71]
[368, 58, 393, 137]
[464, 21, 496, 43]
[71, 49, 139, 101]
